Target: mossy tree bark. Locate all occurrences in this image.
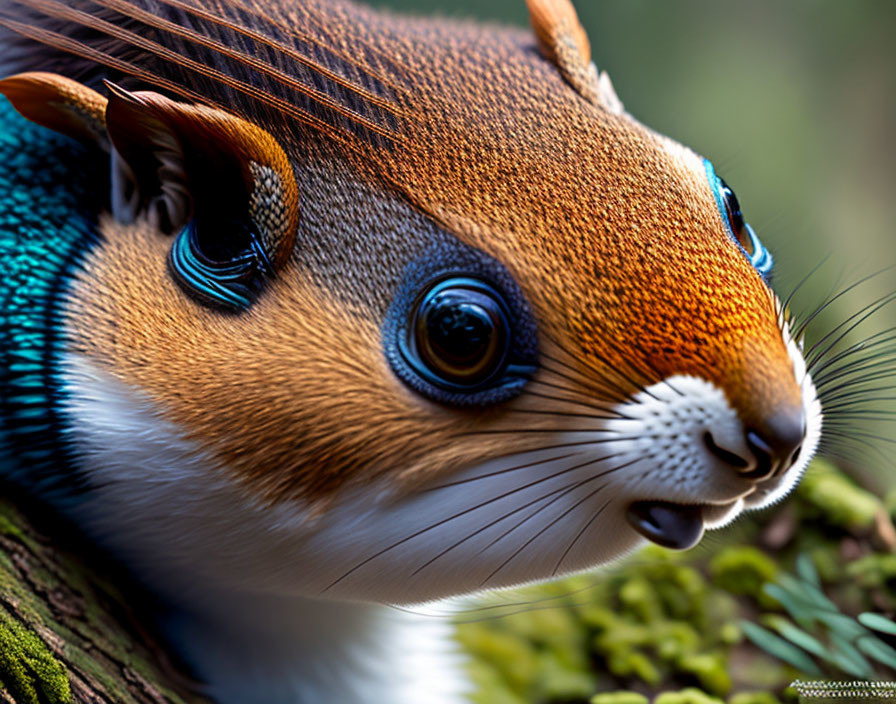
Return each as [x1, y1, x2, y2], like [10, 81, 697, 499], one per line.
[0, 493, 209, 704]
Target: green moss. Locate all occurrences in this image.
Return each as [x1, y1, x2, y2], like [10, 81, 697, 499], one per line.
[620, 577, 664, 623]
[728, 692, 781, 704]
[0, 608, 71, 704]
[456, 452, 895, 702]
[0, 512, 23, 539]
[466, 659, 524, 704]
[606, 649, 662, 685]
[456, 623, 539, 695]
[678, 652, 731, 695]
[797, 460, 882, 531]
[654, 687, 725, 704]
[590, 692, 649, 704]
[537, 649, 597, 700]
[710, 547, 778, 597]
[654, 621, 700, 661]
[846, 552, 896, 591]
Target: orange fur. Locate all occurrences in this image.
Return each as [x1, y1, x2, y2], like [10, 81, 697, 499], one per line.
[525, 0, 599, 103]
[0, 71, 107, 145]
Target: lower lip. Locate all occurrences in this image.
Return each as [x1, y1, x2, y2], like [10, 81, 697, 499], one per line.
[625, 501, 705, 550]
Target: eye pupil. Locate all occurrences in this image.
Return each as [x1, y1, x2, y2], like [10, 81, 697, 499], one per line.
[719, 178, 746, 238]
[412, 281, 510, 387]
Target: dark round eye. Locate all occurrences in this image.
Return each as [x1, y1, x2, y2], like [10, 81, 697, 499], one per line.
[414, 283, 509, 386]
[168, 218, 272, 311]
[384, 246, 538, 407]
[407, 278, 511, 389]
[718, 176, 748, 250]
[704, 159, 773, 277]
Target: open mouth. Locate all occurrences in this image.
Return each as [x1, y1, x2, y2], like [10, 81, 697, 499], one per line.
[626, 499, 743, 550]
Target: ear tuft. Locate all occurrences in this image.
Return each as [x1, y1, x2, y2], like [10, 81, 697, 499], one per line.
[0, 72, 109, 147]
[525, 0, 623, 113]
[103, 84, 299, 269]
[103, 81, 192, 231]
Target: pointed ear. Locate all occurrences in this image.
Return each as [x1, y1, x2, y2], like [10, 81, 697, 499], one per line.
[104, 83, 299, 270]
[525, 0, 623, 113]
[0, 72, 109, 148]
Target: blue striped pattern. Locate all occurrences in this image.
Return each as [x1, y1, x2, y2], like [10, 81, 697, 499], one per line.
[0, 96, 104, 498]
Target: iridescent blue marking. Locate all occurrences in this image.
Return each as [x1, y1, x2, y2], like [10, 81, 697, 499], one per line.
[703, 159, 773, 277]
[0, 96, 105, 498]
[168, 219, 271, 311]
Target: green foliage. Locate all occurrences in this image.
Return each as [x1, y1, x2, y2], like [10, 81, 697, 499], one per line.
[795, 460, 882, 531]
[858, 612, 896, 636]
[654, 688, 724, 704]
[590, 693, 649, 704]
[727, 694, 781, 704]
[740, 553, 896, 678]
[458, 549, 743, 701]
[709, 547, 778, 597]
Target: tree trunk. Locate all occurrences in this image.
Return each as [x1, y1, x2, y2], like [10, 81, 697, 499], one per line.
[0, 493, 209, 704]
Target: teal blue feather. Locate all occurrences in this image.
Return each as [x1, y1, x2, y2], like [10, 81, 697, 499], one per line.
[0, 95, 105, 498]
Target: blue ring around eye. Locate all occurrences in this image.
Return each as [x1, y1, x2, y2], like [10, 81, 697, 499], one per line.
[703, 159, 728, 229]
[383, 243, 539, 407]
[744, 223, 773, 276]
[703, 159, 773, 278]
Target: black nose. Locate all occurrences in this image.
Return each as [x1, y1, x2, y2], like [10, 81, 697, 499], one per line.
[744, 408, 806, 480]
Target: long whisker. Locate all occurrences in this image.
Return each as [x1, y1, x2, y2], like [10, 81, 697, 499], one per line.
[821, 396, 896, 414]
[507, 407, 624, 423]
[480, 484, 609, 587]
[806, 291, 896, 370]
[779, 254, 832, 326]
[5, 0, 399, 144]
[91, 0, 410, 126]
[815, 359, 896, 391]
[819, 380, 896, 405]
[792, 263, 896, 342]
[540, 359, 626, 403]
[541, 328, 650, 399]
[811, 331, 896, 382]
[323, 449, 628, 591]
[225, 0, 411, 96]
[822, 427, 896, 446]
[524, 384, 635, 419]
[552, 498, 613, 576]
[483, 456, 640, 587]
[423, 450, 580, 491]
[156, 0, 411, 107]
[0, 18, 229, 109]
[411, 453, 622, 577]
[823, 410, 896, 421]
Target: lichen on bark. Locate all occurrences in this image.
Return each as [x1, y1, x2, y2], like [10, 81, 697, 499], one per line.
[0, 493, 209, 704]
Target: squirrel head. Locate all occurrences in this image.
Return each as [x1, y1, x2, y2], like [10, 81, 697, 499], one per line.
[0, 0, 819, 603]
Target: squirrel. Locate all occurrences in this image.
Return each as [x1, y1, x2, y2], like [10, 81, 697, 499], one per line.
[0, 0, 823, 702]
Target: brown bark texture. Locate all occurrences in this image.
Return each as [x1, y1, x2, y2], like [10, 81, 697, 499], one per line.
[0, 492, 209, 704]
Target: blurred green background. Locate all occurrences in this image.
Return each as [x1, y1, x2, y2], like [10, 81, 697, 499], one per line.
[367, 2, 896, 703]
